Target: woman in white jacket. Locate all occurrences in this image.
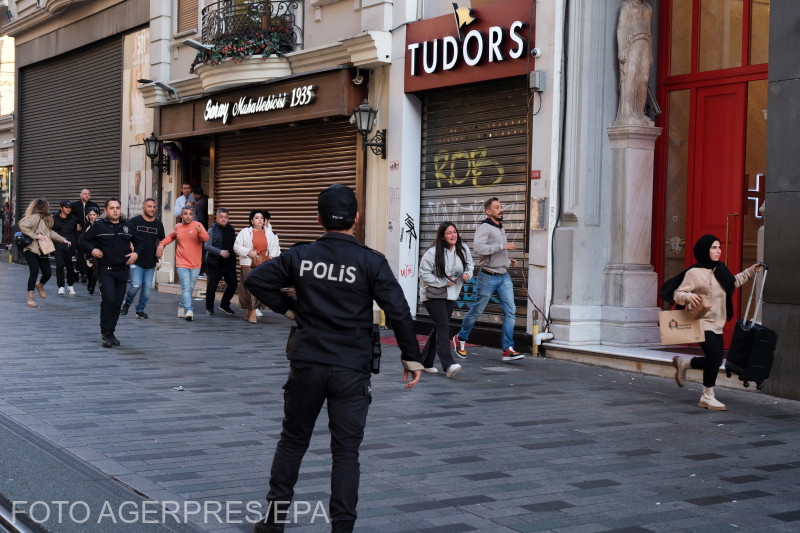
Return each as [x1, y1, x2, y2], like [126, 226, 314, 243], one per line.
[233, 209, 281, 323]
[419, 221, 474, 378]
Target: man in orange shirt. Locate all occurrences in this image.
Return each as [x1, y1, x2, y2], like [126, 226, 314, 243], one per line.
[158, 206, 209, 321]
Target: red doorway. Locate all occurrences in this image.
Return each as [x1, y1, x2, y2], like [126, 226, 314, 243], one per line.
[653, 0, 769, 346]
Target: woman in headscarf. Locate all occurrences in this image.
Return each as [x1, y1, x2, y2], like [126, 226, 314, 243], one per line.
[671, 234, 762, 410]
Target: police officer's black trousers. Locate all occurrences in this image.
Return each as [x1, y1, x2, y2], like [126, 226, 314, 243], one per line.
[267, 361, 371, 531]
[54, 247, 76, 288]
[98, 268, 128, 336]
[205, 262, 238, 312]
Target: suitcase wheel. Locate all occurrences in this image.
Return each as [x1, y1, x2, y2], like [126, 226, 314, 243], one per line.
[743, 381, 750, 388]
[757, 382, 764, 391]
[726, 371, 731, 378]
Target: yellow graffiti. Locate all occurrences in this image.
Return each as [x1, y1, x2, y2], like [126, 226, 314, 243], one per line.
[433, 147, 504, 188]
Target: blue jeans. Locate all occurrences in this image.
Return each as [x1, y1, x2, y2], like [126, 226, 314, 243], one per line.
[124, 265, 156, 313]
[176, 267, 200, 312]
[457, 271, 516, 350]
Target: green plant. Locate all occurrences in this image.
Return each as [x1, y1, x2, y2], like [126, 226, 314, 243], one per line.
[190, 27, 294, 74]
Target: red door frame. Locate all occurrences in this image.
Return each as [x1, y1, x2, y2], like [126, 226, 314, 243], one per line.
[652, 0, 768, 298]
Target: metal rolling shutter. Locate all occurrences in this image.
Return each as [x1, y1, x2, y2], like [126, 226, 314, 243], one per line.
[419, 77, 529, 328]
[214, 119, 359, 249]
[19, 38, 122, 210]
[177, 0, 199, 34]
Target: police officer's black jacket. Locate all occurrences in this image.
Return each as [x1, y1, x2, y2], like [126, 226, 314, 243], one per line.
[244, 232, 424, 374]
[52, 213, 79, 250]
[81, 217, 133, 267]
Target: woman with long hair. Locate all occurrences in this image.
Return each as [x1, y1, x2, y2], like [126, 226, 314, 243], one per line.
[233, 209, 281, 323]
[672, 234, 762, 410]
[18, 198, 71, 307]
[419, 221, 474, 378]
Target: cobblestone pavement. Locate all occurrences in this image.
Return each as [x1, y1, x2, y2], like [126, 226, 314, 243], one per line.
[1, 259, 800, 533]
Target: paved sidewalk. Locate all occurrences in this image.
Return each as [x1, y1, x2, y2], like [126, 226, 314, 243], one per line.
[1, 259, 800, 532]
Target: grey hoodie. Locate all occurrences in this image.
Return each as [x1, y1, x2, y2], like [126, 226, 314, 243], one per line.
[472, 218, 510, 274]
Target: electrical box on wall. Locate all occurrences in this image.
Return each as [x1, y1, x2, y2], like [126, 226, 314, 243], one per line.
[529, 71, 545, 92]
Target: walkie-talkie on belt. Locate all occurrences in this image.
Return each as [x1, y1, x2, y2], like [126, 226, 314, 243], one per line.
[371, 324, 382, 374]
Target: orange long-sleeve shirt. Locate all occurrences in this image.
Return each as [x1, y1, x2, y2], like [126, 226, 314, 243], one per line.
[160, 222, 209, 269]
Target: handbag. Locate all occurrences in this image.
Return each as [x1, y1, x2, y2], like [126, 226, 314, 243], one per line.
[687, 297, 711, 320]
[658, 308, 704, 345]
[251, 253, 270, 267]
[425, 285, 448, 299]
[13, 231, 33, 250]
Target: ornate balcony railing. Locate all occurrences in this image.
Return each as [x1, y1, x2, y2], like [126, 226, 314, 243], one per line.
[200, 0, 304, 52]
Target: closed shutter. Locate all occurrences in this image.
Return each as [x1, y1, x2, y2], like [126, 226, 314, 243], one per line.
[419, 77, 529, 328]
[19, 38, 122, 210]
[214, 119, 359, 249]
[177, 0, 199, 34]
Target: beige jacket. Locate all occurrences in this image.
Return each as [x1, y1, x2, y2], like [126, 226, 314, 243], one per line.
[18, 214, 68, 256]
[674, 265, 756, 333]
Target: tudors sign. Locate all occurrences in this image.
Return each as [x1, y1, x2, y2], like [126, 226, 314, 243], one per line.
[203, 85, 316, 124]
[404, 0, 535, 93]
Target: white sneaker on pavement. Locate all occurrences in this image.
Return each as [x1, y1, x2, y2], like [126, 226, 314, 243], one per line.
[67, 286, 76, 295]
[255, 309, 263, 317]
[446, 364, 462, 379]
[178, 307, 185, 318]
[58, 287, 65, 295]
[185, 310, 194, 321]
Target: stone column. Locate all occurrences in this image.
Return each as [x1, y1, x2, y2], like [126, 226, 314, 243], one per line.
[601, 124, 662, 345]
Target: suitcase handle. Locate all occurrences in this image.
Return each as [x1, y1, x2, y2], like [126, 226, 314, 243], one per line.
[742, 263, 767, 328]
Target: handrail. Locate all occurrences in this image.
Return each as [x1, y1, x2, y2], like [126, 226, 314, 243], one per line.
[200, 0, 304, 51]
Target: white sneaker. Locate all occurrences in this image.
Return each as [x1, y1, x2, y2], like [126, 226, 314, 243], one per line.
[178, 307, 185, 318]
[446, 364, 462, 379]
[67, 286, 76, 295]
[185, 310, 194, 321]
[255, 309, 263, 317]
[58, 287, 65, 295]
[423, 367, 439, 374]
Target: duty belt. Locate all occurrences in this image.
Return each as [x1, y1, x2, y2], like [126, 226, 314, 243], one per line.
[100, 265, 129, 272]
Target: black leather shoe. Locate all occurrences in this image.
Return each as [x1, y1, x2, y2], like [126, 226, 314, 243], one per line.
[101, 336, 113, 348]
[120, 302, 130, 315]
[220, 305, 235, 316]
[110, 335, 121, 346]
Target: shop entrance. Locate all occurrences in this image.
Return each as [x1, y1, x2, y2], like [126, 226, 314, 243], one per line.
[656, 0, 769, 345]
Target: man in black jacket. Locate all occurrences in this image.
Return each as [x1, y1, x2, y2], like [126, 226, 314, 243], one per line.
[245, 185, 424, 533]
[203, 207, 238, 316]
[70, 189, 99, 282]
[82, 198, 137, 348]
[121, 198, 165, 319]
[52, 200, 79, 295]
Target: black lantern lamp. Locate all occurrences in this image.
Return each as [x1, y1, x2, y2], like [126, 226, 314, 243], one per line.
[144, 132, 170, 174]
[351, 100, 386, 159]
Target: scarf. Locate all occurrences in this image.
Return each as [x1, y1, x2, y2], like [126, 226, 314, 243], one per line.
[659, 234, 736, 320]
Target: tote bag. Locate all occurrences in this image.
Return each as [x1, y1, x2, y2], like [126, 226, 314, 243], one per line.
[659, 309, 704, 345]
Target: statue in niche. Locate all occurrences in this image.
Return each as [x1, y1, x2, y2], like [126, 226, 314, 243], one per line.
[614, 0, 654, 126]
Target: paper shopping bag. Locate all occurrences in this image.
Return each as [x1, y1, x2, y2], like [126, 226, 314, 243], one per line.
[659, 309, 704, 345]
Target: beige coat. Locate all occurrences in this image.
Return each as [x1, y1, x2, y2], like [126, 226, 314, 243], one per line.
[18, 214, 68, 256]
[674, 265, 756, 334]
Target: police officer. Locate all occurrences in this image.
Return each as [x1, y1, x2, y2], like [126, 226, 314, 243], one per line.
[245, 184, 424, 533]
[81, 198, 137, 348]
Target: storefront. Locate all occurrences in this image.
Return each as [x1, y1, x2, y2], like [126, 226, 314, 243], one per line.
[404, 0, 535, 334]
[654, 0, 769, 343]
[157, 67, 367, 250]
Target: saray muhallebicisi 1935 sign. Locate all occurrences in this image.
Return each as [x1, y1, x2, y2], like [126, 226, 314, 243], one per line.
[203, 84, 317, 125]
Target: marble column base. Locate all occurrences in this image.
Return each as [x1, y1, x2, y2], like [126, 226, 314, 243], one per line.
[599, 305, 661, 346]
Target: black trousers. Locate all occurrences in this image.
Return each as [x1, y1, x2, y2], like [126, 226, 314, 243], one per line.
[53, 246, 76, 288]
[692, 331, 724, 387]
[205, 261, 238, 311]
[421, 298, 457, 371]
[267, 361, 371, 531]
[98, 268, 128, 336]
[23, 250, 51, 291]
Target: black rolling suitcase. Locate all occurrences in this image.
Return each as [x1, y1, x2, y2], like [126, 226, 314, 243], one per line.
[725, 265, 778, 390]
